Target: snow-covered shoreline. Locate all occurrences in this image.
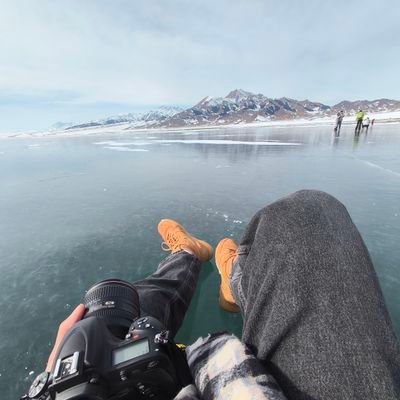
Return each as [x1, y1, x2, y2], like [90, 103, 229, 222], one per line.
[1, 110, 400, 140]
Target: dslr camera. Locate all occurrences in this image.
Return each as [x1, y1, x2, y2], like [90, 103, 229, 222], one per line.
[23, 279, 191, 400]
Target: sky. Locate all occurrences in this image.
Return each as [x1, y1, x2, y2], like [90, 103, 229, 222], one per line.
[0, 0, 399, 131]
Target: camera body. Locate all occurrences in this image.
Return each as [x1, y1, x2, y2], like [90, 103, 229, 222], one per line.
[25, 278, 193, 400]
[49, 315, 181, 400]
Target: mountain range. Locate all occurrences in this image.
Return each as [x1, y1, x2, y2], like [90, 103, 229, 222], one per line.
[64, 89, 400, 130]
[65, 106, 183, 130]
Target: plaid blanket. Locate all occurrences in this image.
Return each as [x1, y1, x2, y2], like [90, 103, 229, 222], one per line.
[174, 333, 286, 400]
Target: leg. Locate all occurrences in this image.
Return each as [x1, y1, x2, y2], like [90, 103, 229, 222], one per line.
[336, 121, 341, 135]
[134, 251, 201, 338]
[230, 190, 400, 399]
[355, 120, 361, 133]
[134, 220, 213, 338]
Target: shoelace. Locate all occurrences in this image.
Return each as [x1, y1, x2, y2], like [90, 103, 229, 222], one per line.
[161, 230, 188, 252]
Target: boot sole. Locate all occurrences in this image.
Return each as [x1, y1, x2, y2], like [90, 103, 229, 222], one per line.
[219, 289, 240, 313]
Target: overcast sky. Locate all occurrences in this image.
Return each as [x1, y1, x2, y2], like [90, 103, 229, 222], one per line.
[0, 0, 399, 131]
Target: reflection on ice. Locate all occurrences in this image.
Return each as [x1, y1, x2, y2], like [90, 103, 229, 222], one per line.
[94, 139, 300, 146]
[155, 139, 301, 146]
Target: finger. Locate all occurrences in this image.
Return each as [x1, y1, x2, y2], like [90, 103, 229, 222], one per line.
[63, 304, 86, 326]
[46, 304, 86, 372]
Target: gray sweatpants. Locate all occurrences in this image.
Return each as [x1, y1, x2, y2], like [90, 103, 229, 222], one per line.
[134, 190, 400, 399]
[230, 190, 400, 399]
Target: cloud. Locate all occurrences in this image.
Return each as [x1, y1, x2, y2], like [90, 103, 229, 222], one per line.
[0, 0, 399, 129]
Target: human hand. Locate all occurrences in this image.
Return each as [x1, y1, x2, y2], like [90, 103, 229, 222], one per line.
[46, 304, 86, 372]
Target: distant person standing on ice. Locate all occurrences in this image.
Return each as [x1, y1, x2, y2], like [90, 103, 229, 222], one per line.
[334, 110, 345, 135]
[355, 109, 364, 134]
[362, 116, 370, 131]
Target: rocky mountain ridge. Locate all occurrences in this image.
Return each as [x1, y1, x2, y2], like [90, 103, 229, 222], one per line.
[64, 90, 400, 130]
[155, 90, 400, 128]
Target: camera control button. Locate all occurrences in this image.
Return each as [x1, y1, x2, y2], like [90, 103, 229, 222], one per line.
[145, 323, 151, 328]
[147, 360, 159, 369]
[120, 370, 128, 381]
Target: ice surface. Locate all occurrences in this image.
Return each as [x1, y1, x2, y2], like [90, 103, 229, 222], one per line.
[155, 139, 301, 146]
[357, 160, 400, 177]
[3, 123, 400, 400]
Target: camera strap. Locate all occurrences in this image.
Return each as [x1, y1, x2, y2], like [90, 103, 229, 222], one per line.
[166, 342, 193, 387]
[155, 330, 193, 387]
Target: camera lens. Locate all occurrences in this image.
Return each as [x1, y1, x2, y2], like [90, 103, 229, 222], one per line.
[83, 279, 140, 339]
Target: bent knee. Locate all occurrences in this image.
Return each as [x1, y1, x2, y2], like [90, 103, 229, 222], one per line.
[256, 190, 348, 222]
[292, 189, 344, 207]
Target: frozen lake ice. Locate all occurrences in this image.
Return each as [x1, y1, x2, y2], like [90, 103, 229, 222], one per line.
[1, 123, 399, 399]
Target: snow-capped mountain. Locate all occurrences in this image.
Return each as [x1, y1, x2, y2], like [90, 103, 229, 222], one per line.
[332, 99, 400, 114]
[65, 106, 183, 130]
[156, 90, 332, 128]
[60, 91, 400, 132]
[128, 106, 184, 128]
[153, 90, 400, 128]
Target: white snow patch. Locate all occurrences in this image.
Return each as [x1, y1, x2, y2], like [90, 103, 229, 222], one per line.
[94, 141, 151, 146]
[102, 146, 149, 152]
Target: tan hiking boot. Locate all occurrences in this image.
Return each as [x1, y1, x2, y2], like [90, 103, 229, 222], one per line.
[215, 238, 240, 313]
[157, 219, 213, 262]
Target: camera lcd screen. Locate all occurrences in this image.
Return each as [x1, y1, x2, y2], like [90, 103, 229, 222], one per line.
[112, 339, 150, 366]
